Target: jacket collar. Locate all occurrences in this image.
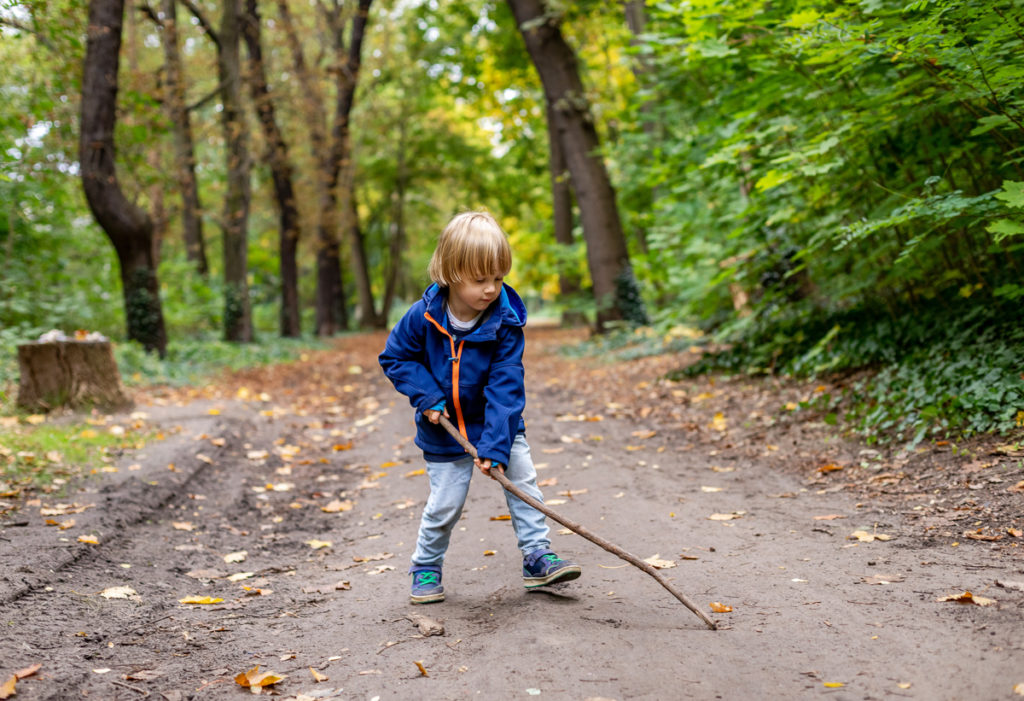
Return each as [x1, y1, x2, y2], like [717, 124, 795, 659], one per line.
[422, 283, 527, 340]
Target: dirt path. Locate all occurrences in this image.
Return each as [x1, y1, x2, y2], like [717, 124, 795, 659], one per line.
[1, 330, 1022, 700]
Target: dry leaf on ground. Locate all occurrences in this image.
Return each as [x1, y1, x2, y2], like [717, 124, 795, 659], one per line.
[709, 512, 744, 521]
[643, 554, 676, 569]
[321, 499, 354, 513]
[861, 574, 904, 585]
[234, 666, 286, 692]
[709, 602, 732, 613]
[353, 552, 393, 562]
[849, 530, 893, 542]
[310, 667, 328, 682]
[178, 595, 224, 605]
[305, 539, 332, 549]
[224, 551, 248, 564]
[936, 591, 996, 606]
[100, 586, 139, 600]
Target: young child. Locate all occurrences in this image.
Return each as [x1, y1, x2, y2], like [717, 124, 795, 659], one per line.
[379, 211, 581, 604]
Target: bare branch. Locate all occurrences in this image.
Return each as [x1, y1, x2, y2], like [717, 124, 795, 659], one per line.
[186, 82, 225, 112]
[0, 16, 57, 51]
[179, 0, 220, 48]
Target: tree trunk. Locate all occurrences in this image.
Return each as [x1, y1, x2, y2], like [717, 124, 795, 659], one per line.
[546, 100, 586, 327]
[218, 0, 253, 342]
[80, 0, 167, 356]
[161, 0, 209, 276]
[242, 0, 301, 337]
[506, 0, 646, 330]
[382, 119, 407, 325]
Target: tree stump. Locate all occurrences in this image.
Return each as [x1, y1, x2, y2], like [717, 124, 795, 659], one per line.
[16, 341, 132, 412]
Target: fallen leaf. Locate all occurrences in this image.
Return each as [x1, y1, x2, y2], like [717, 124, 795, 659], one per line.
[333, 442, 354, 452]
[1014, 682, 1024, 696]
[178, 596, 224, 605]
[861, 573, 904, 585]
[227, 572, 255, 582]
[172, 521, 195, 531]
[78, 535, 99, 545]
[1008, 481, 1024, 493]
[352, 552, 393, 562]
[709, 512, 743, 521]
[306, 539, 333, 550]
[936, 591, 996, 606]
[963, 529, 1003, 542]
[310, 667, 328, 682]
[557, 488, 588, 497]
[403, 468, 425, 477]
[490, 514, 512, 521]
[710, 412, 727, 432]
[321, 499, 354, 513]
[13, 665, 40, 680]
[823, 682, 844, 688]
[415, 660, 429, 677]
[817, 463, 843, 473]
[700, 486, 723, 493]
[813, 514, 845, 521]
[538, 477, 558, 487]
[247, 450, 269, 461]
[709, 602, 732, 613]
[100, 586, 139, 600]
[195, 453, 214, 465]
[643, 554, 676, 569]
[0, 675, 16, 699]
[848, 530, 892, 542]
[1008, 528, 1023, 538]
[303, 581, 351, 594]
[631, 429, 657, 439]
[483, 550, 496, 556]
[234, 666, 286, 691]
[223, 551, 247, 564]
[367, 565, 395, 575]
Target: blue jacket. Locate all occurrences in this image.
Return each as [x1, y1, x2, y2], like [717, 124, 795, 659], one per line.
[379, 283, 528, 466]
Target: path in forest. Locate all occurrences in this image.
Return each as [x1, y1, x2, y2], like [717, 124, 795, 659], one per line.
[1, 329, 1021, 700]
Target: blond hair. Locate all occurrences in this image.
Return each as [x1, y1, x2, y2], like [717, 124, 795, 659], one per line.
[428, 211, 512, 287]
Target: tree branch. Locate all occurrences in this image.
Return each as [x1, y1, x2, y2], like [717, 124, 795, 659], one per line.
[179, 0, 220, 48]
[0, 16, 57, 52]
[136, 2, 162, 26]
[186, 82, 225, 112]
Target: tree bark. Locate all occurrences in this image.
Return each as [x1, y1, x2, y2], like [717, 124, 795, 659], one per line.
[545, 100, 586, 327]
[381, 118, 408, 325]
[506, 0, 645, 330]
[160, 0, 209, 276]
[80, 0, 167, 356]
[242, 0, 301, 337]
[218, 0, 254, 341]
[17, 341, 132, 412]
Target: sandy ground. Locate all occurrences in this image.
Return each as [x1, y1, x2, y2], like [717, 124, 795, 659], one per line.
[1, 329, 1022, 700]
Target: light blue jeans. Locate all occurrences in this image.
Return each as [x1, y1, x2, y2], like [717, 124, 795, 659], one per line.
[410, 433, 551, 569]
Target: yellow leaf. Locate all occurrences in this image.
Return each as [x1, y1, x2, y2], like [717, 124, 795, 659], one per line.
[489, 514, 512, 521]
[306, 539, 333, 550]
[823, 682, 844, 688]
[848, 530, 892, 543]
[78, 535, 99, 545]
[234, 666, 286, 689]
[79, 429, 98, 439]
[483, 550, 496, 556]
[936, 590, 996, 606]
[321, 499, 354, 513]
[897, 683, 912, 690]
[709, 512, 742, 521]
[379, 461, 399, 468]
[178, 596, 223, 605]
[709, 601, 733, 613]
[0, 675, 16, 700]
[333, 442, 353, 451]
[172, 522, 195, 531]
[207, 408, 221, 415]
[310, 667, 328, 682]
[195, 453, 213, 465]
[710, 412, 727, 432]
[25, 414, 46, 425]
[818, 463, 843, 473]
[14, 664, 40, 681]
[700, 486, 723, 493]
[1014, 682, 1024, 696]
[404, 468, 426, 477]
[415, 660, 429, 677]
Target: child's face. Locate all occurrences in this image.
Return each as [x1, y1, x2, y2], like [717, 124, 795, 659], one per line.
[448, 272, 504, 320]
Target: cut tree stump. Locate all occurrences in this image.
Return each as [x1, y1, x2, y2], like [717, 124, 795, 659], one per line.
[16, 341, 132, 412]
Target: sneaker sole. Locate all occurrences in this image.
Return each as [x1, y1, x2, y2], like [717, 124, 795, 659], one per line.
[523, 565, 582, 588]
[410, 592, 445, 604]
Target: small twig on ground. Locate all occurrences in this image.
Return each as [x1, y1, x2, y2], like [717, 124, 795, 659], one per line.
[437, 416, 717, 630]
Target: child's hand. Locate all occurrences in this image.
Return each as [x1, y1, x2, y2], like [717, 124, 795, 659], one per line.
[475, 458, 504, 478]
[424, 407, 449, 424]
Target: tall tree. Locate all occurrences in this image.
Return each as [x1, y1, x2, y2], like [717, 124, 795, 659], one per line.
[241, 0, 301, 337]
[159, 0, 209, 275]
[182, 0, 254, 341]
[506, 0, 646, 329]
[545, 99, 585, 326]
[80, 0, 168, 355]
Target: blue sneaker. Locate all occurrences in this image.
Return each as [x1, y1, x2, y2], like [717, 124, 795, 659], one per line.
[410, 566, 444, 604]
[522, 550, 581, 588]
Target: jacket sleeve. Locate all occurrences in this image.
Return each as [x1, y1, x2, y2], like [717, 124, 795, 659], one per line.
[378, 306, 446, 413]
[476, 325, 526, 467]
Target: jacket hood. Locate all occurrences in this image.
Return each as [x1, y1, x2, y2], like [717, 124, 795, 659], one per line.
[422, 283, 527, 337]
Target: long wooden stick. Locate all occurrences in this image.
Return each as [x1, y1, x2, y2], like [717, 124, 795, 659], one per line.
[437, 416, 717, 630]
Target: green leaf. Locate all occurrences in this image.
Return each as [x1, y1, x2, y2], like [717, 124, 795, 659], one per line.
[986, 219, 1024, 241]
[755, 169, 793, 192]
[994, 181, 1024, 209]
[969, 115, 1011, 137]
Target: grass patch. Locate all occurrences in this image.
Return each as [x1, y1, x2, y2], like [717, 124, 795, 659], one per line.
[1, 417, 152, 512]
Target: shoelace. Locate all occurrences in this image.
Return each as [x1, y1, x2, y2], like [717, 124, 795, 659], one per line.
[414, 571, 440, 587]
